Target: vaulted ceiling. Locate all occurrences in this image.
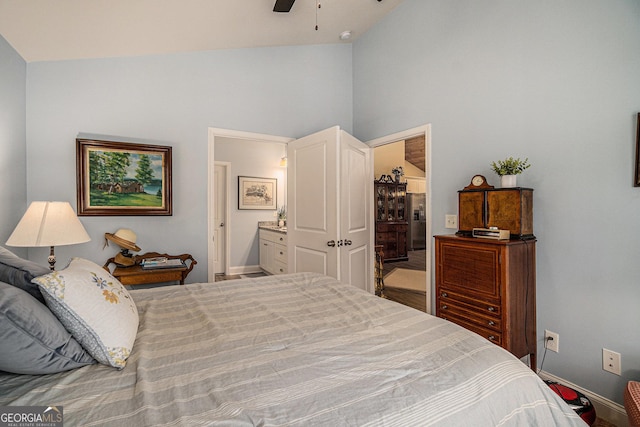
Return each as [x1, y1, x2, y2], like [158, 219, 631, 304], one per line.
[0, 0, 404, 62]
[405, 135, 425, 172]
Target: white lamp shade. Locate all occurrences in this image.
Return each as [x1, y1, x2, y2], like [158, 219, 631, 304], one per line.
[6, 201, 91, 247]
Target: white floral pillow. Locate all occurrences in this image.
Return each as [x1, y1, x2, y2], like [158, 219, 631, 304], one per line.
[32, 258, 139, 369]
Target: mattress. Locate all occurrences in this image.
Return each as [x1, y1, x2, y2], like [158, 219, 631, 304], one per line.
[0, 272, 584, 426]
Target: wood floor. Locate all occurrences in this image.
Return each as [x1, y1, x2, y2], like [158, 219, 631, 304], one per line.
[214, 272, 266, 281]
[385, 249, 427, 272]
[382, 249, 427, 312]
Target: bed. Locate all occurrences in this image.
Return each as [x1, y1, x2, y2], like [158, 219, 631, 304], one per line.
[0, 251, 585, 426]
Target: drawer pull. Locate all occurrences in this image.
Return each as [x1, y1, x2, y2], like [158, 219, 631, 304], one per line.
[488, 321, 496, 327]
[487, 306, 496, 312]
[441, 305, 448, 310]
[441, 292, 448, 298]
[488, 335, 496, 341]
[279, 251, 284, 255]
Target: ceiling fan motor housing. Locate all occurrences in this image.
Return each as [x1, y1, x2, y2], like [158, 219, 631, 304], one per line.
[273, 0, 296, 13]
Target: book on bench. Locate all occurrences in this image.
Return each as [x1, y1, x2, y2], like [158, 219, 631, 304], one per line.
[141, 258, 186, 269]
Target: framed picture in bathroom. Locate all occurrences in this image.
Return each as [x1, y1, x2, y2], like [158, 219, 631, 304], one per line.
[238, 176, 277, 210]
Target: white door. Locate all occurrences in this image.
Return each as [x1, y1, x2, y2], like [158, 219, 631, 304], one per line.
[339, 130, 371, 291]
[288, 126, 372, 291]
[213, 163, 227, 274]
[288, 127, 339, 278]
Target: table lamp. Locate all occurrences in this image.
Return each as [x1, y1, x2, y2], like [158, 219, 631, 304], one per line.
[6, 201, 91, 270]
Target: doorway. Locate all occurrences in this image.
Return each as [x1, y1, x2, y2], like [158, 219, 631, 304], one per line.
[367, 124, 432, 313]
[207, 127, 293, 282]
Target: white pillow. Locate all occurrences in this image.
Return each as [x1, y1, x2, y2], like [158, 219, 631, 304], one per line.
[32, 258, 139, 369]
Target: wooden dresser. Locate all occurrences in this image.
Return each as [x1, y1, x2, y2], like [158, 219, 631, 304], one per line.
[435, 235, 537, 369]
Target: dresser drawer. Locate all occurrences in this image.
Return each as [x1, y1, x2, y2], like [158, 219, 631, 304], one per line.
[274, 244, 287, 264]
[438, 288, 501, 317]
[441, 312, 503, 346]
[437, 297, 502, 332]
[376, 222, 408, 233]
[260, 229, 287, 244]
[273, 260, 287, 275]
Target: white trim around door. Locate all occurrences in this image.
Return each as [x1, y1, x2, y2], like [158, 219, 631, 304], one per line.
[366, 123, 433, 313]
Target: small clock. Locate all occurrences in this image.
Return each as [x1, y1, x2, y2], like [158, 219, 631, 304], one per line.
[463, 174, 494, 190]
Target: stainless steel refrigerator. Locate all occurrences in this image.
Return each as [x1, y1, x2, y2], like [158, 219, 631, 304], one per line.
[407, 193, 426, 251]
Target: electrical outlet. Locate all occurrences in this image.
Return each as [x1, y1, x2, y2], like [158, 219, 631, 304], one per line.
[603, 348, 621, 375]
[544, 330, 559, 353]
[445, 214, 458, 229]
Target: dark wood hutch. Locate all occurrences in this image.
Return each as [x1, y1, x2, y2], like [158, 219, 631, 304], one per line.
[374, 177, 408, 262]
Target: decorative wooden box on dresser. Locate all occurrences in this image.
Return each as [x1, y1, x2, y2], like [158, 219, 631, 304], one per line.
[435, 235, 537, 370]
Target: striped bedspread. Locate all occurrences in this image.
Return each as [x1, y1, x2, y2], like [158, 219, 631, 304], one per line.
[0, 272, 584, 426]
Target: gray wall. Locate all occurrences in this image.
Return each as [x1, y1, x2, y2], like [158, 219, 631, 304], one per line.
[353, 0, 640, 404]
[24, 44, 352, 282]
[0, 35, 27, 256]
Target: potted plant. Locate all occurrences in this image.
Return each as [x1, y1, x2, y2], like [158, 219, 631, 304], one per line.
[391, 166, 405, 183]
[490, 157, 531, 188]
[277, 205, 286, 227]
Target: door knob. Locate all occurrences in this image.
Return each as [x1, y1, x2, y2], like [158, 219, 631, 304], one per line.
[219, 222, 224, 227]
[344, 239, 352, 246]
[327, 240, 336, 247]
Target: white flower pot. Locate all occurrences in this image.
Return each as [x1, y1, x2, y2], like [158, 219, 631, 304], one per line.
[278, 219, 285, 227]
[501, 175, 517, 188]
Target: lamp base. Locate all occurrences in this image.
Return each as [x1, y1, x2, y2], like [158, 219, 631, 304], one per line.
[47, 246, 56, 271]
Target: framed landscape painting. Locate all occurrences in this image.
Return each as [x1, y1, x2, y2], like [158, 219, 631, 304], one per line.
[76, 139, 172, 216]
[238, 176, 277, 210]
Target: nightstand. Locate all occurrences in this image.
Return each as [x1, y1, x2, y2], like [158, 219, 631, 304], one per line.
[104, 252, 196, 286]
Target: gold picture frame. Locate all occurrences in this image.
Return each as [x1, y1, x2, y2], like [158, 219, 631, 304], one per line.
[76, 138, 172, 216]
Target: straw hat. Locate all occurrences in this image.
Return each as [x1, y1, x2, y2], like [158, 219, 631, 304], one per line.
[104, 229, 141, 252]
[114, 252, 136, 267]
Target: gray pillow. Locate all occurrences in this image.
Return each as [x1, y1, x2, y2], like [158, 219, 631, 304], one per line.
[0, 281, 96, 374]
[0, 246, 50, 304]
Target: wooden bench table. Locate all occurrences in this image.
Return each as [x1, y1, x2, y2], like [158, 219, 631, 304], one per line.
[104, 252, 197, 286]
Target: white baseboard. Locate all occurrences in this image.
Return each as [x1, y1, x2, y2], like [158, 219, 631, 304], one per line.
[538, 370, 628, 427]
[227, 265, 263, 275]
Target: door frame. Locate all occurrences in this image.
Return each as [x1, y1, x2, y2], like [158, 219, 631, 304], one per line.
[213, 161, 231, 276]
[366, 124, 433, 313]
[207, 127, 293, 282]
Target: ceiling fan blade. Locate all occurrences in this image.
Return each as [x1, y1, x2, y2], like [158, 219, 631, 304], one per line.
[273, 0, 296, 13]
